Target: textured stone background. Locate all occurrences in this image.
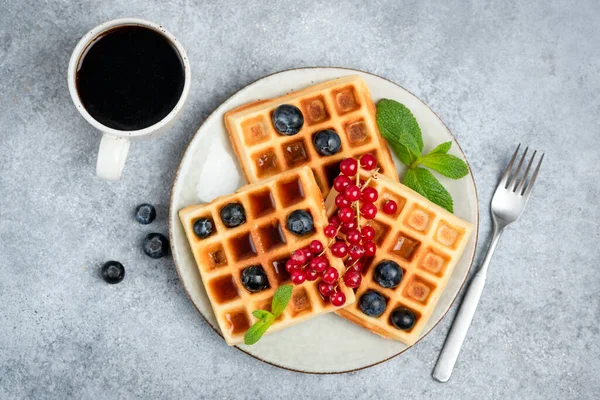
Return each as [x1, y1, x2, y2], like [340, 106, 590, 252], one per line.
[1, 0, 599, 398]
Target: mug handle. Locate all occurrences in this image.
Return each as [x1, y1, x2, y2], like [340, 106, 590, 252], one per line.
[96, 133, 130, 181]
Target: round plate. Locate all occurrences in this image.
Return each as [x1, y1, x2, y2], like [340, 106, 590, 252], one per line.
[169, 67, 479, 374]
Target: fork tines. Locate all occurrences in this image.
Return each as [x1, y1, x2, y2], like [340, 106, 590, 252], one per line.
[501, 144, 544, 196]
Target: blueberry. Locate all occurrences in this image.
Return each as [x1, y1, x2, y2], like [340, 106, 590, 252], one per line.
[135, 203, 156, 225]
[390, 307, 416, 330]
[101, 261, 125, 284]
[286, 210, 314, 236]
[272, 104, 304, 135]
[142, 233, 169, 259]
[193, 218, 213, 238]
[241, 265, 270, 293]
[313, 129, 341, 156]
[374, 260, 403, 288]
[359, 290, 387, 317]
[220, 203, 246, 228]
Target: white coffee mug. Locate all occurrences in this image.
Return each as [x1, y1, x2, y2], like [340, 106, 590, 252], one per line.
[67, 18, 191, 181]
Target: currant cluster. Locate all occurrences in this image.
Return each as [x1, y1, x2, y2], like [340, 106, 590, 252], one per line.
[284, 239, 347, 306]
[285, 154, 400, 307]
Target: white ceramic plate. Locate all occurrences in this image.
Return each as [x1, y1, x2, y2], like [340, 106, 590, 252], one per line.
[169, 67, 479, 374]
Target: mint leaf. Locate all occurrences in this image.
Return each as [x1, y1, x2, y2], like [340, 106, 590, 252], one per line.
[271, 284, 293, 317]
[244, 314, 275, 345]
[376, 99, 423, 164]
[388, 141, 415, 166]
[404, 167, 454, 212]
[419, 153, 469, 179]
[252, 309, 272, 320]
[428, 141, 452, 155]
[244, 285, 292, 345]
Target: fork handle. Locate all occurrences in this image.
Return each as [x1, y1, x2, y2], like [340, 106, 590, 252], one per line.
[433, 226, 503, 382]
[432, 273, 486, 382]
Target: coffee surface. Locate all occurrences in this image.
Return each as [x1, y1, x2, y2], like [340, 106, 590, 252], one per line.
[76, 26, 185, 131]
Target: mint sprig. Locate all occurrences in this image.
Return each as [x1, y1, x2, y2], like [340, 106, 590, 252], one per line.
[376, 99, 469, 213]
[244, 284, 293, 345]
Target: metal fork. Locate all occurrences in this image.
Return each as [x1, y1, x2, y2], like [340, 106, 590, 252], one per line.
[432, 145, 544, 382]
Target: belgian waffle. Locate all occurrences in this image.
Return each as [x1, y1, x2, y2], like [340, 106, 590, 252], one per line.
[179, 166, 355, 345]
[325, 170, 472, 345]
[224, 75, 398, 197]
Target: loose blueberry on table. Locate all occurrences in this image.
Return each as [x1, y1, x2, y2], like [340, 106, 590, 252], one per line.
[313, 129, 342, 156]
[220, 203, 246, 228]
[101, 260, 125, 284]
[241, 265, 269, 293]
[135, 203, 156, 225]
[272, 104, 304, 135]
[142, 233, 169, 259]
[193, 217, 213, 238]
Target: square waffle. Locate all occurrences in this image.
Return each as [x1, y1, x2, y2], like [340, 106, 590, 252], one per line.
[224, 75, 399, 197]
[179, 166, 355, 345]
[325, 170, 473, 345]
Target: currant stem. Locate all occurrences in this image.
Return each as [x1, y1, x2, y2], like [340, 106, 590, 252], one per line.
[345, 257, 361, 270]
[363, 167, 380, 188]
[319, 225, 342, 257]
[354, 167, 362, 229]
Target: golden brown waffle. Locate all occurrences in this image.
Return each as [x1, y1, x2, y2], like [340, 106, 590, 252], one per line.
[325, 170, 472, 345]
[224, 75, 398, 197]
[179, 166, 355, 345]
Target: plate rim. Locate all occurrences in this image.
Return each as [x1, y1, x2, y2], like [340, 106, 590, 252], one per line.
[168, 66, 480, 374]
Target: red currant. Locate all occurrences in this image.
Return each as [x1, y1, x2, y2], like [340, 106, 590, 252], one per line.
[306, 269, 320, 281]
[338, 207, 355, 223]
[383, 200, 398, 215]
[348, 260, 363, 273]
[290, 249, 307, 265]
[361, 186, 378, 203]
[339, 158, 358, 177]
[360, 202, 378, 219]
[360, 153, 377, 170]
[310, 240, 324, 254]
[359, 179, 366, 188]
[344, 185, 361, 201]
[301, 246, 314, 261]
[340, 220, 357, 234]
[318, 281, 335, 297]
[291, 269, 306, 285]
[286, 259, 299, 273]
[335, 193, 351, 208]
[310, 256, 328, 273]
[346, 229, 362, 244]
[361, 226, 375, 241]
[329, 215, 341, 227]
[324, 224, 337, 238]
[343, 269, 362, 288]
[363, 240, 376, 256]
[330, 242, 348, 258]
[348, 245, 365, 259]
[333, 175, 351, 192]
[322, 267, 339, 284]
[330, 290, 346, 306]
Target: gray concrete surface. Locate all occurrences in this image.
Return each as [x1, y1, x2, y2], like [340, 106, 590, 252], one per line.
[1, 0, 599, 398]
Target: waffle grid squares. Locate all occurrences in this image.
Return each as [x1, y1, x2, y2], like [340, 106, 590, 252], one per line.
[179, 167, 355, 345]
[326, 170, 472, 344]
[225, 75, 399, 196]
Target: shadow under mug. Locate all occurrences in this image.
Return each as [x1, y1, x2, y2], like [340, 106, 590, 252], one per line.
[67, 18, 191, 181]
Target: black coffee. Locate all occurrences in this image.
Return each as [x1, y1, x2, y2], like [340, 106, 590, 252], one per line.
[76, 26, 185, 131]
